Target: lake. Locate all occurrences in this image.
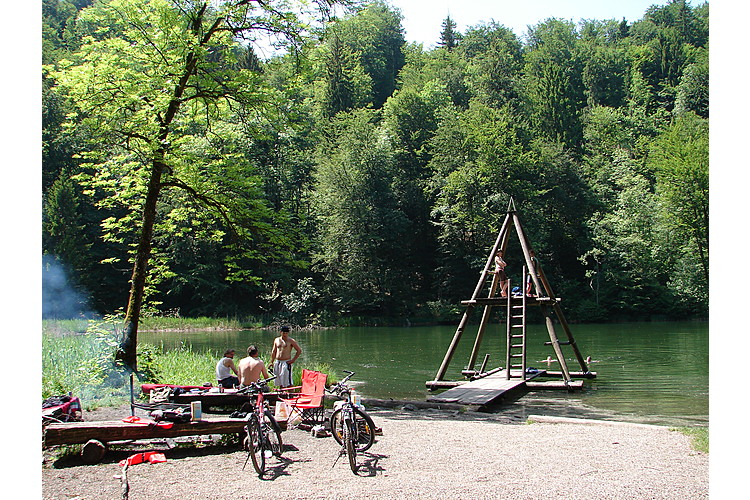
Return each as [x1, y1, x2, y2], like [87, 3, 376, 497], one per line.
[140, 321, 708, 428]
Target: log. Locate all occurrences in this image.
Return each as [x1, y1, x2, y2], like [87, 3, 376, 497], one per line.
[81, 439, 107, 463]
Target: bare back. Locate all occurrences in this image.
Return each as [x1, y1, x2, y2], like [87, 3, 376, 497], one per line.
[238, 356, 268, 386]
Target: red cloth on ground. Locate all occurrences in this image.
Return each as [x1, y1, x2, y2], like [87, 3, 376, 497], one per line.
[118, 451, 167, 467]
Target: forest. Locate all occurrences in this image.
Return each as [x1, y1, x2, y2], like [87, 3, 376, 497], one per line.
[42, 0, 709, 328]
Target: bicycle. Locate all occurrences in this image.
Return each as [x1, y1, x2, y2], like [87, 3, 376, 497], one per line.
[327, 370, 376, 474]
[238, 376, 283, 477]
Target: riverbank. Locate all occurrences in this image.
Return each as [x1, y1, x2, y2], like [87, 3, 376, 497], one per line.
[42, 404, 708, 499]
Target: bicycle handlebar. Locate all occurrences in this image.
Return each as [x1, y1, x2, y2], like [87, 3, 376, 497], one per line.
[237, 375, 277, 394]
[326, 370, 356, 395]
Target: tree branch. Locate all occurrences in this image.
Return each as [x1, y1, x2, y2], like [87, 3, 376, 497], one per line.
[159, 177, 239, 238]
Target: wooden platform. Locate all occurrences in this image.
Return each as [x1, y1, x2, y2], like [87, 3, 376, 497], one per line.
[460, 296, 561, 306]
[43, 417, 249, 447]
[427, 370, 545, 406]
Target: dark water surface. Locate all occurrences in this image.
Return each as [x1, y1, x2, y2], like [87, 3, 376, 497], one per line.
[140, 321, 707, 427]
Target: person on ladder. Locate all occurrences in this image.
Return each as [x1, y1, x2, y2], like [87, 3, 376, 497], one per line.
[494, 250, 509, 298]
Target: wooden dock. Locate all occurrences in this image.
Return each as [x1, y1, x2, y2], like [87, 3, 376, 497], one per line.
[427, 370, 547, 406]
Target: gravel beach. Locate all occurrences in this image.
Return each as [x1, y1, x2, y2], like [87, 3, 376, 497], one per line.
[41, 404, 708, 500]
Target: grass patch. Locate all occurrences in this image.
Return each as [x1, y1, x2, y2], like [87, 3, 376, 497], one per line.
[138, 316, 245, 332]
[42, 323, 340, 411]
[673, 427, 708, 453]
[149, 343, 219, 386]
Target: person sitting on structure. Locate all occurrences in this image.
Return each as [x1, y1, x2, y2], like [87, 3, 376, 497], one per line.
[238, 344, 270, 388]
[216, 349, 240, 388]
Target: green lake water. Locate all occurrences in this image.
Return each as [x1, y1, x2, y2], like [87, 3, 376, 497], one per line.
[140, 321, 708, 428]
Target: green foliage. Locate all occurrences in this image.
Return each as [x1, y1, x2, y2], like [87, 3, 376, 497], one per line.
[42, 0, 710, 326]
[313, 109, 411, 315]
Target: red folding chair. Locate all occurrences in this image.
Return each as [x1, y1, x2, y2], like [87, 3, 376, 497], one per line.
[280, 369, 327, 425]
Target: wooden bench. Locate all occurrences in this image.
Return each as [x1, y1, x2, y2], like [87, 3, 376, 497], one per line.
[44, 417, 250, 462]
[44, 417, 249, 447]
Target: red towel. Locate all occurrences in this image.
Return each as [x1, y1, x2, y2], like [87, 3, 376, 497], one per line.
[118, 451, 167, 467]
[121, 416, 173, 429]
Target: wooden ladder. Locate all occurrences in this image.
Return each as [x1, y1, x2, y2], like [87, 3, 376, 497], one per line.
[505, 272, 528, 380]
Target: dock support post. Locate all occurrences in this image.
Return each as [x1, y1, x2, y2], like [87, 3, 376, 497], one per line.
[433, 305, 474, 383]
[467, 272, 501, 371]
[542, 307, 572, 384]
[552, 303, 590, 373]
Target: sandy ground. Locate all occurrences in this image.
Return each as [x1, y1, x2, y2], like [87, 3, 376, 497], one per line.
[41, 404, 708, 500]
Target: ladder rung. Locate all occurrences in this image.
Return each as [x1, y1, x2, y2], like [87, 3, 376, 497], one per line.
[510, 354, 523, 358]
[512, 325, 524, 328]
[511, 344, 524, 349]
[511, 334, 524, 339]
[512, 315, 524, 319]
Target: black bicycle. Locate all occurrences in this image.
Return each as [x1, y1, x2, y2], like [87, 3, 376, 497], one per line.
[239, 376, 283, 477]
[327, 370, 376, 474]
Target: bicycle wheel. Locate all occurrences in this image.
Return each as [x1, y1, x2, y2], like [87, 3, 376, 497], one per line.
[245, 416, 265, 476]
[263, 410, 284, 457]
[330, 406, 376, 452]
[345, 418, 357, 474]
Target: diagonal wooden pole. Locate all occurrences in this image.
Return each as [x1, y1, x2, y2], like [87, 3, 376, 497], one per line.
[432, 211, 512, 383]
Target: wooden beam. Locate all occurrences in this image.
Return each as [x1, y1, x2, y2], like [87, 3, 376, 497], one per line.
[425, 380, 467, 389]
[44, 417, 247, 447]
[542, 371, 597, 379]
[433, 304, 474, 382]
[461, 297, 559, 306]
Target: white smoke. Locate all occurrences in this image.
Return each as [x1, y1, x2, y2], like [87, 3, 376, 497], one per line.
[42, 254, 94, 319]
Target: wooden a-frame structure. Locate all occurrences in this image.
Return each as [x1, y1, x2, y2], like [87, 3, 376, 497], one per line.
[427, 199, 594, 394]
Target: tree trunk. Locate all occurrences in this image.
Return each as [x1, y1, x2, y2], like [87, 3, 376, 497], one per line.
[117, 156, 166, 370]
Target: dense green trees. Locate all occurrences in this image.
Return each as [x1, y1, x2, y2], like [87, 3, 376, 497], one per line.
[43, 0, 709, 330]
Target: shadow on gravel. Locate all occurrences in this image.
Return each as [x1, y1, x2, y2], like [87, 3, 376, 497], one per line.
[246, 456, 294, 481]
[49, 442, 246, 469]
[356, 452, 388, 477]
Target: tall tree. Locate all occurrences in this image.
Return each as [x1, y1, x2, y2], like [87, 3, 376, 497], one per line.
[321, 1, 406, 110]
[313, 109, 409, 315]
[522, 18, 586, 150]
[438, 15, 458, 51]
[649, 112, 708, 285]
[52, 0, 335, 369]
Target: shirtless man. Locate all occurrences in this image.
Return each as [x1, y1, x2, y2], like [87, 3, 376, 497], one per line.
[270, 326, 302, 388]
[238, 345, 270, 387]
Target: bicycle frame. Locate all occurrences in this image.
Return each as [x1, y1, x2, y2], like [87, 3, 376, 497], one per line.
[240, 375, 281, 476]
[327, 370, 375, 474]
